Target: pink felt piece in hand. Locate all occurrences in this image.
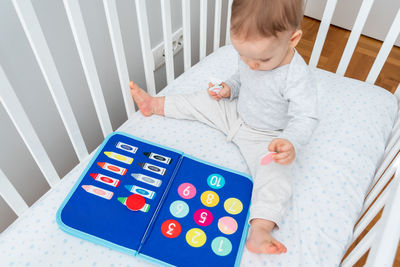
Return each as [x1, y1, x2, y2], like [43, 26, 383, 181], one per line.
[260, 152, 277, 165]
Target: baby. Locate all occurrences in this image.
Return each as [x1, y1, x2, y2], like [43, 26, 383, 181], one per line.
[130, 0, 318, 255]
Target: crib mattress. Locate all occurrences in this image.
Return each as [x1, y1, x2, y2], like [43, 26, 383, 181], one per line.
[1, 45, 397, 267]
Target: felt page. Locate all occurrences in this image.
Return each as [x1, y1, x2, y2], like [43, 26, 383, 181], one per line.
[139, 156, 253, 266]
[58, 133, 182, 253]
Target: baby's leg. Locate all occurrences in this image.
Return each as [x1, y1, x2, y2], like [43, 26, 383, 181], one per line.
[233, 128, 292, 254]
[130, 81, 239, 134]
[246, 218, 287, 254]
[245, 163, 291, 254]
[130, 82, 164, 116]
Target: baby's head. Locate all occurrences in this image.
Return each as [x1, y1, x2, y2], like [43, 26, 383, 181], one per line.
[230, 0, 304, 71]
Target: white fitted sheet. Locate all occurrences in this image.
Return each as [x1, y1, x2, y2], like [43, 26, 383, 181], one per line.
[0, 45, 397, 267]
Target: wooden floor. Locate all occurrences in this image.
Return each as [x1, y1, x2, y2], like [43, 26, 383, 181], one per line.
[297, 17, 400, 266]
[297, 16, 400, 94]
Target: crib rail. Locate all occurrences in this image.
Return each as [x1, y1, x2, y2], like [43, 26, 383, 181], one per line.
[63, 0, 113, 138]
[0, 0, 400, 265]
[11, 0, 89, 162]
[341, 147, 400, 266]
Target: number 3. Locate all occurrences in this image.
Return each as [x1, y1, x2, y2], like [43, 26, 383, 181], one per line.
[167, 223, 176, 235]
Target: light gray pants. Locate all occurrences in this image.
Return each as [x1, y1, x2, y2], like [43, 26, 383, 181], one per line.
[164, 89, 292, 228]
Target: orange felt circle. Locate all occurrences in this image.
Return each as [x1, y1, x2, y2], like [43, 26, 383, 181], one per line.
[126, 194, 146, 211]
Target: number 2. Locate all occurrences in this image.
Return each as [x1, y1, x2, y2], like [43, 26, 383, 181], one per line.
[192, 231, 201, 244]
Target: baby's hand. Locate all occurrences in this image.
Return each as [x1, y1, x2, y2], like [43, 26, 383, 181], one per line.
[208, 82, 231, 100]
[268, 138, 296, 165]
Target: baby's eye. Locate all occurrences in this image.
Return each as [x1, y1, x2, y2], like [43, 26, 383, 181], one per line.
[260, 58, 270, 62]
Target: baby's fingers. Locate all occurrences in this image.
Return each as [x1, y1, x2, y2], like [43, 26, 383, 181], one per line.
[277, 143, 292, 153]
[274, 157, 293, 165]
[208, 90, 221, 100]
[273, 151, 290, 161]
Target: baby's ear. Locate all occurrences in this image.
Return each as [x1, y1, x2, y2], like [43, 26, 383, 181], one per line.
[289, 30, 302, 48]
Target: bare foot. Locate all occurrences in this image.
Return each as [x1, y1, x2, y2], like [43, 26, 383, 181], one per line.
[129, 81, 165, 116]
[246, 219, 287, 254]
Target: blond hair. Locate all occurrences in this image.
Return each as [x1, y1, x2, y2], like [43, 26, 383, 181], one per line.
[230, 0, 304, 39]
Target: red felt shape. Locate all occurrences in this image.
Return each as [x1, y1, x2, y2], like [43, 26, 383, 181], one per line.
[126, 194, 146, 211]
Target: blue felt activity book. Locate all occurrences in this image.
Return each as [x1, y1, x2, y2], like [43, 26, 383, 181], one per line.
[57, 132, 253, 267]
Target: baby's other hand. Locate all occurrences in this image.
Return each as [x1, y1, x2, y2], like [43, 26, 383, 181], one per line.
[268, 138, 295, 165]
[208, 82, 231, 100]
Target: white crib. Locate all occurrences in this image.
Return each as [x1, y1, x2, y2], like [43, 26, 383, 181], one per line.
[0, 0, 400, 266]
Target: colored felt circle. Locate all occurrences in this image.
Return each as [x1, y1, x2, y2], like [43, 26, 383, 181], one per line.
[224, 198, 243, 215]
[161, 219, 181, 238]
[218, 216, 238, 235]
[211, 237, 232, 256]
[207, 174, 225, 189]
[193, 209, 213, 227]
[200, 191, 219, 207]
[186, 228, 207, 247]
[126, 194, 146, 211]
[178, 183, 196, 199]
[170, 200, 190, 218]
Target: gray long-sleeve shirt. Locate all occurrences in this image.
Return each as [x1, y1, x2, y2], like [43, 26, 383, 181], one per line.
[225, 50, 318, 152]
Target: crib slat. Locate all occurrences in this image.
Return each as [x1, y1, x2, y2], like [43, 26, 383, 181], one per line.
[213, 0, 222, 51]
[199, 0, 207, 60]
[182, 0, 191, 71]
[225, 0, 233, 45]
[0, 169, 29, 217]
[308, 0, 338, 68]
[341, 225, 377, 267]
[363, 148, 400, 215]
[134, 0, 156, 95]
[374, 132, 400, 188]
[353, 186, 388, 241]
[384, 126, 400, 159]
[0, 65, 60, 188]
[395, 83, 400, 99]
[161, 0, 174, 84]
[63, 0, 113, 137]
[365, 164, 400, 267]
[366, 9, 400, 84]
[373, 137, 400, 187]
[336, 0, 375, 75]
[12, 0, 88, 162]
[103, 0, 137, 115]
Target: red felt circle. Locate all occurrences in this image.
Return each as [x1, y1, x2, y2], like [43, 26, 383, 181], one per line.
[126, 194, 146, 211]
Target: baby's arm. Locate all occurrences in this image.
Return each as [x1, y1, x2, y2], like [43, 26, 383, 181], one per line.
[278, 72, 318, 156]
[224, 70, 241, 100]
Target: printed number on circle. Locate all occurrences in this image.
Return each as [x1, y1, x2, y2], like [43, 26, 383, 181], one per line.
[161, 219, 181, 238]
[211, 237, 232, 256]
[207, 174, 225, 189]
[170, 200, 189, 218]
[186, 228, 207, 247]
[224, 198, 243, 215]
[194, 209, 213, 226]
[178, 183, 196, 199]
[201, 191, 219, 207]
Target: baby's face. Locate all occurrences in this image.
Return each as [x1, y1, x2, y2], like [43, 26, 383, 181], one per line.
[230, 31, 294, 71]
